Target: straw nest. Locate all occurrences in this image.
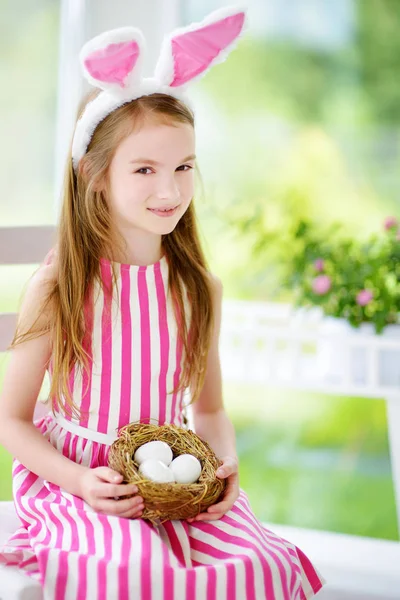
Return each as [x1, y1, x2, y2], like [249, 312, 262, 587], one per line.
[108, 421, 227, 525]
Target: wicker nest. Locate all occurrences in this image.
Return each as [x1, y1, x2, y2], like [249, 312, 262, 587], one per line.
[108, 420, 227, 525]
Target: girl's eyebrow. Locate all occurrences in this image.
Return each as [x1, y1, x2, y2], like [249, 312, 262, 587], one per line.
[129, 154, 196, 165]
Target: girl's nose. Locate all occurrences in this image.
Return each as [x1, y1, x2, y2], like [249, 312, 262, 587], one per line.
[157, 175, 180, 202]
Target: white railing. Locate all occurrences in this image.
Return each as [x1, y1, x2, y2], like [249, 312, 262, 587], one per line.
[218, 299, 400, 537]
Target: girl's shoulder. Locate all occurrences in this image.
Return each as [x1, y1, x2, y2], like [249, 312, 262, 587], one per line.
[207, 271, 223, 298]
[33, 247, 58, 295]
[27, 246, 58, 291]
[17, 248, 58, 332]
[41, 247, 58, 273]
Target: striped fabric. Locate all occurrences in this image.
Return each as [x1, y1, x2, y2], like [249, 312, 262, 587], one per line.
[57, 255, 190, 434]
[0, 254, 326, 599]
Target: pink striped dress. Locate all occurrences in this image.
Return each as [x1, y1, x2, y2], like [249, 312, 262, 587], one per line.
[0, 253, 326, 599]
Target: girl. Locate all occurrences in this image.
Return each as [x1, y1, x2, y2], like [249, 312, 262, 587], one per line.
[0, 7, 327, 599]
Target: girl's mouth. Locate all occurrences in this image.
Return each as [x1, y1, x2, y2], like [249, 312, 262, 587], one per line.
[148, 206, 179, 217]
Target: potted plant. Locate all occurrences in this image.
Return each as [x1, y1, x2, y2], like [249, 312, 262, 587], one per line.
[281, 217, 400, 386]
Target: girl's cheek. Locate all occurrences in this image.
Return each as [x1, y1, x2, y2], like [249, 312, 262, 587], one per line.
[182, 178, 194, 200]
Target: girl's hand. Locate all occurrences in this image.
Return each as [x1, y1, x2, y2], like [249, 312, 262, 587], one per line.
[186, 456, 239, 522]
[78, 466, 145, 519]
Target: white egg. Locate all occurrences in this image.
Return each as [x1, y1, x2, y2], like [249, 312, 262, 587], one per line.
[133, 441, 173, 466]
[138, 459, 176, 483]
[169, 454, 202, 484]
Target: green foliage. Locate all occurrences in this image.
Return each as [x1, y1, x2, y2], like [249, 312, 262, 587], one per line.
[357, 0, 400, 124]
[195, 0, 400, 305]
[200, 37, 357, 125]
[275, 217, 400, 333]
[0, 446, 12, 501]
[234, 422, 397, 540]
[297, 396, 390, 455]
[222, 383, 397, 539]
[201, 0, 400, 127]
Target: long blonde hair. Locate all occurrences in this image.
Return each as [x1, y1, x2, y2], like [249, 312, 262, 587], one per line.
[9, 89, 214, 420]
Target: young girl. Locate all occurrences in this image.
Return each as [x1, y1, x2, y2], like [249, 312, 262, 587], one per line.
[0, 7, 327, 599]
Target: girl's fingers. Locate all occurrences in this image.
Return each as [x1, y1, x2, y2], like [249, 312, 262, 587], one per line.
[206, 490, 232, 513]
[187, 508, 224, 521]
[97, 482, 138, 499]
[113, 482, 139, 497]
[187, 492, 239, 521]
[119, 505, 144, 519]
[96, 496, 143, 515]
[207, 504, 228, 514]
[216, 457, 239, 477]
[188, 512, 223, 522]
[207, 502, 230, 515]
[208, 492, 238, 513]
[117, 496, 145, 518]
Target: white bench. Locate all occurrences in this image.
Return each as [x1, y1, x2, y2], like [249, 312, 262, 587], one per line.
[0, 502, 43, 599]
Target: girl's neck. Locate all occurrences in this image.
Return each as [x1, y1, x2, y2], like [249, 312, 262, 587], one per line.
[104, 243, 165, 267]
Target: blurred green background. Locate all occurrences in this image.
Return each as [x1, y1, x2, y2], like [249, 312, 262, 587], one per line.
[0, 0, 399, 541]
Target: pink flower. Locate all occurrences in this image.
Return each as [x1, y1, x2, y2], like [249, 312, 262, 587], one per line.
[384, 216, 398, 230]
[314, 258, 325, 272]
[356, 289, 373, 306]
[312, 275, 331, 295]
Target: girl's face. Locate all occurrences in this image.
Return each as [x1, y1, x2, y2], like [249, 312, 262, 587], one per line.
[106, 117, 196, 238]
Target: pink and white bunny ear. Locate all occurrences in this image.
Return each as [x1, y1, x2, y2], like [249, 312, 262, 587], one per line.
[154, 5, 247, 89]
[80, 27, 146, 94]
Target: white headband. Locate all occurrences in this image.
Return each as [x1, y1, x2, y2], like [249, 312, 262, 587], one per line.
[71, 5, 248, 173]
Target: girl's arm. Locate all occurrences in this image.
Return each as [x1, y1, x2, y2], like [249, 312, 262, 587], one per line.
[191, 274, 238, 462]
[0, 263, 88, 497]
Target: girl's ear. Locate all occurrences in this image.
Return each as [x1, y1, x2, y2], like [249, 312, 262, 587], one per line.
[154, 6, 247, 89]
[77, 158, 104, 192]
[79, 27, 146, 94]
[77, 157, 89, 182]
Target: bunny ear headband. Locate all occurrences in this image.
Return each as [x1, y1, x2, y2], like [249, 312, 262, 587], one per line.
[71, 5, 248, 172]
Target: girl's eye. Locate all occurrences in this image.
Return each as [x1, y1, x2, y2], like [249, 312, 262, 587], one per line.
[135, 165, 193, 175]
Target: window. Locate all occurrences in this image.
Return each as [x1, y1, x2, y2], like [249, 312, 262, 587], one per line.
[184, 0, 400, 541]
